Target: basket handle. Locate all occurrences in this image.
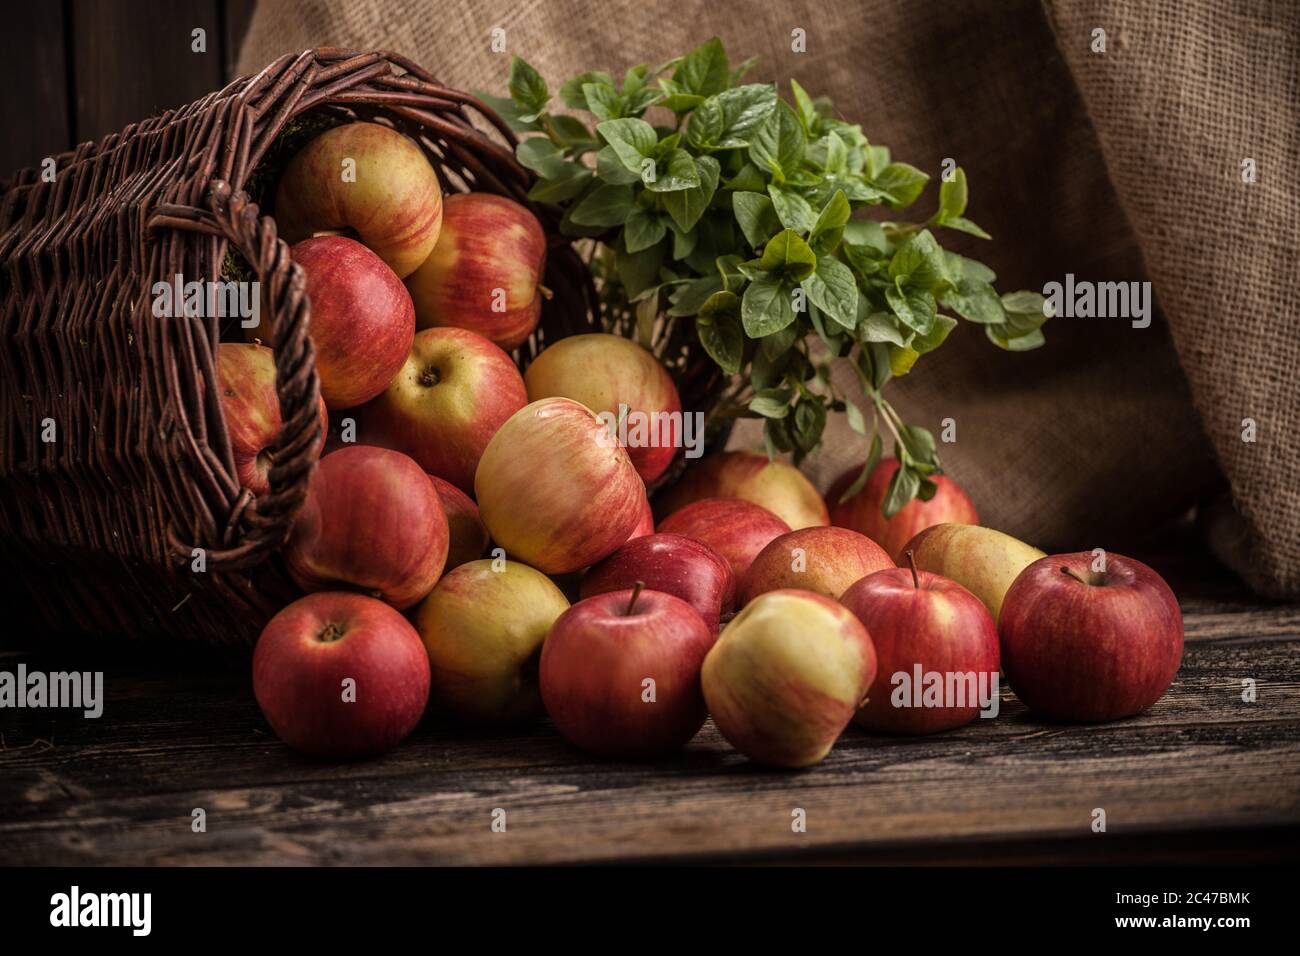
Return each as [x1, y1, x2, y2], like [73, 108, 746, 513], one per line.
[166, 180, 323, 571]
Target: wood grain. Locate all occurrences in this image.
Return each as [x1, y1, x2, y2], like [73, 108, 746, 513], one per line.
[2, 586, 1297, 865]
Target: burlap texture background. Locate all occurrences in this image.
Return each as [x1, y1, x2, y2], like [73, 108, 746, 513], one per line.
[238, 0, 1299, 597]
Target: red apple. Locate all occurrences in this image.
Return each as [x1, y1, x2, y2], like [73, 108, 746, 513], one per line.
[702, 589, 877, 768]
[246, 236, 415, 410]
[998, 551, 1183, 721]
[581, 533, 735, 635]
[253, 591, 430, 758]
[358, 326, 527, 493]
[827, 458, 978, 562]
[217, 342, 328, 497]
[524, 333, 683, 482]
[541, 585, 713, 758]
[739, 526, 893, 605]
[275, 121, 443, 278]
[428, 474, 488, 569]
[405, 193, 546, 350]
[655, 451, 828, 529]
[657, 497, 790, 579]
[840, 557, 1000, 735]
[285, 445, 448, 610]
[474, 397, 647, 574]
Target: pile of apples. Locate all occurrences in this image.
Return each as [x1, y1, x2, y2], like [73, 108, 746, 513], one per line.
[233, 121, 1184, 768]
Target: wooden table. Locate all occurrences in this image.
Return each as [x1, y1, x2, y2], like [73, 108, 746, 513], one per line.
[3, 535, 1298, 865]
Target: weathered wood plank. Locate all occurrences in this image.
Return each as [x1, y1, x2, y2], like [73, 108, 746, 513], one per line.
[2, 625, 1296, 865]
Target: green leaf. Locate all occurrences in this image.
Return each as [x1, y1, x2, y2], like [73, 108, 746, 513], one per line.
[667, 274, 724, 316]
[941, 277, 1006, 324]
[942, 216, 992, 240]
[475, 91, 543, 132]
[801, 256, 858, 330]
[809, 190, 850, 254]
[595, 146, 641, 184]
[882, 462, 921, 517]
[515, 138, 570, 178]
[757, 229, 817, 282]
[874, 162, 929, 209]
[597, 118, 659, 173]
[616, 238, 664, 298]
[732, 191, 780, 248]
[911, 314, 958, 353]
[547, 114, 599, 152]
[742, 276, 797, 337]
[560, 70, 615, 109]
[663, 155, 720, 232]
[643, 148, 700, 193]
[749, 388, 792, 418]
[790, 78, 819, 133]
[843, 219, 889, 255]
[889, 230, 949, 291]
[946, 252, 997, 284]
[750, 101, 807, 179]
[759, 321, 798, 361]
[886, 284, 936, 334]
[583, 82, 625, 121]
[624, 207, 667, 252]
[527, 166, 593, 202]
[696, 292, 744, 374]
[938, 167, 968, 219]
[675, 36, 730, 96]
[508, 57, 550, 120]
[688, 84, 779, 150]
[987, 327, 1046, 350]
[764, 417, 795, 455]
[569, 183, 635, 227]
[793, 398, 828, 451]
[859, 310, 908, 345]
[845, 400, 868, 435]
[731, 55, 761, 85]
[767, 185, 816, 234]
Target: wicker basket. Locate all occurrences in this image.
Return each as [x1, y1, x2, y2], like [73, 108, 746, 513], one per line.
[0, 48, 602, 647]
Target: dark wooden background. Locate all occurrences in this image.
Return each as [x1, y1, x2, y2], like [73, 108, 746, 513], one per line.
[0, 0, 254, 178]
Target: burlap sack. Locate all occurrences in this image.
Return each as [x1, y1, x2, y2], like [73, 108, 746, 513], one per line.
[238, 0, 1299, 597]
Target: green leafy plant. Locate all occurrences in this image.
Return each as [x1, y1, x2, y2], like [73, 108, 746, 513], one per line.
[481, 37, 1051, 515]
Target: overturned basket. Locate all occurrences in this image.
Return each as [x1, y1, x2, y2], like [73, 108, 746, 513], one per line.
[0, 48, 600, 647]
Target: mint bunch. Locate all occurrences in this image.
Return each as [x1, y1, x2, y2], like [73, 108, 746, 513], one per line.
[481, 37, 1051, 515]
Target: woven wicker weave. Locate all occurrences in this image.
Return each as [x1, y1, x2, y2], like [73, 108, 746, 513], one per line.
[0, 48, 600, 647]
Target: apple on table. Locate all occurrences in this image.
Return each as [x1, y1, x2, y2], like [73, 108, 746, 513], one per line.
[999, 551, 1183, 721]
[702, 589, 877, 768]
[841, 554, 1000, 735]
[542, 584, 714, 759]
[253, 591, 430, 758]
[414, 558, 570, 722]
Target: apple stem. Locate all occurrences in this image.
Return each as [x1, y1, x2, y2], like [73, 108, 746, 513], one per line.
[316, 621, 345, 643]
[537, 283, 554, 301]
[1061, 566, 1090, 585]
[626, 581, 645, 615]
[905, 549, 920, 589]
